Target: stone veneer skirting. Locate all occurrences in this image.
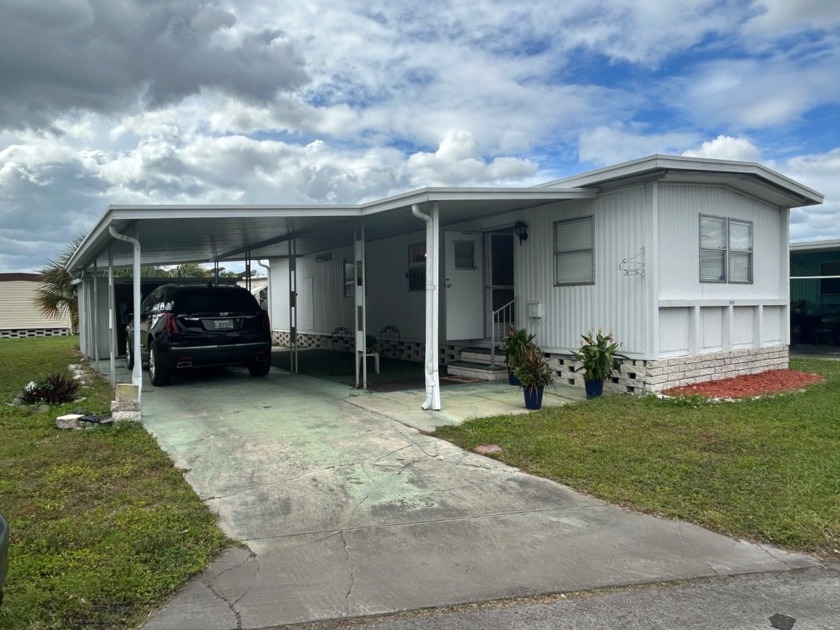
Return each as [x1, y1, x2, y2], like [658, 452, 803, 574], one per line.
[1, 327, 70, 340]
[271, 330, 788, 396]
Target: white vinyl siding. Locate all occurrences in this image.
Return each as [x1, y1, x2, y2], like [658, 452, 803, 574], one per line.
[554, 216, 594, 285]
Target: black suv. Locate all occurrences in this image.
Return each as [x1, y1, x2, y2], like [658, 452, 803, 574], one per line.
[126, 284, 272, 386]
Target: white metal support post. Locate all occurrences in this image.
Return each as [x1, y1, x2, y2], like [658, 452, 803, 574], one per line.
[354, 220, 368, 389]
[92, 259, 100, 370]
[108, 247, 116, 388]
[109, 226, 142, 404]
[411, 203, 441, 410]
[288, 238, 298, 373]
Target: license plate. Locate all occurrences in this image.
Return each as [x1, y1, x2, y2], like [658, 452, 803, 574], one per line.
[213, 319, 234, 330]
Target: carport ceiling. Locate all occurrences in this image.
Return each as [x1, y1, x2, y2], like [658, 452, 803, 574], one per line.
[66, 187, 596, 272]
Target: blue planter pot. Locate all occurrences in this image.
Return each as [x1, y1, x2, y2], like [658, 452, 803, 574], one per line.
[523, 385, 544, 410]
[508, 370, 521, 386]
[584, 379, 604, 399]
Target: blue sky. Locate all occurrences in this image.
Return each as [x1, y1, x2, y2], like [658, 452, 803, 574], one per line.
[0, 0, 838, 272]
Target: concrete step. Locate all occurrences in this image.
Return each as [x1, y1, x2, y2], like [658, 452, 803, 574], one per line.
[459, 347, 506, 367]
[446, 360, 509, 381]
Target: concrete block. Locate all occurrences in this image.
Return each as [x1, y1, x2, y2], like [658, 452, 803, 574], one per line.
[56, 413, 83, 429]
[112, 410, 142, 422]
[115, 383, 139, 404]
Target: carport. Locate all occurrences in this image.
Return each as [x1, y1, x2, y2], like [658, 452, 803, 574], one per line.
[66, 186, 591, 411]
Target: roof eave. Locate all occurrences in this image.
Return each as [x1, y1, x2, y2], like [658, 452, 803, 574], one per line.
[539, 154, 824, 207]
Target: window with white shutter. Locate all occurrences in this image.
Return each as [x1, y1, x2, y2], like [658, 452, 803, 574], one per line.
[554, 217, 594, 285]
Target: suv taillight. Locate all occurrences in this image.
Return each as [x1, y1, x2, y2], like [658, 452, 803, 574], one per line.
[260, 311, 270, 330]
[162, 312, 179, 334]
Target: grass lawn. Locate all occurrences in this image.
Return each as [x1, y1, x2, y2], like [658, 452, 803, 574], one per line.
[433, 357, 839, 560]
[0, 337, 229, 629]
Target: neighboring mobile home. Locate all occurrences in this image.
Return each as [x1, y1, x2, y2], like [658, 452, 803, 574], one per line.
[790, 240, 840, 346]
[0, 273, 72, 339]
[66, 155, 823, 407]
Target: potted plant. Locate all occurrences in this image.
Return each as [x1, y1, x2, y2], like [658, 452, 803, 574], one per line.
[571, 330, 621, 398]
[513, 344, 556, 410]
[501, 327, 536, 385]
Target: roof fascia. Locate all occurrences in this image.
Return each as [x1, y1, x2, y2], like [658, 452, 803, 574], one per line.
[359, 186, 596, 215]
[106, 204, 362, 220]
[540, 154, 823, 206]
[790, 239, 840, 253]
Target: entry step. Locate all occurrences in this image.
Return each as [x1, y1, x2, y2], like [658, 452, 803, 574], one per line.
[446, 360, 508, 381]
[459, 347, 505, 367]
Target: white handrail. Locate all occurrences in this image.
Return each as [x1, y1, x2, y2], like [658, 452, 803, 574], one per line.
[490, 298, 516, 367]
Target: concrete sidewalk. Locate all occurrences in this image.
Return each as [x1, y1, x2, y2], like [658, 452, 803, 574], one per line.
[136, 367, 819, 629]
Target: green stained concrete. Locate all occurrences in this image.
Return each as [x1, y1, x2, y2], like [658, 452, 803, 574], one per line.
[92, 360, 819, 630]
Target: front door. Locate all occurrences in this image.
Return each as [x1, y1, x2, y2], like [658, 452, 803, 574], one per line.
[444, 231, 484, 340]
[486, 232, 515, 339]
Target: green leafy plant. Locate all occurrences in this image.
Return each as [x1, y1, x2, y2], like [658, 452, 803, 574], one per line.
[571, 330, 622, 382]
[20, 372, 80, 405]
[501, 327, 536, 369]
[513, 344, 556, 392]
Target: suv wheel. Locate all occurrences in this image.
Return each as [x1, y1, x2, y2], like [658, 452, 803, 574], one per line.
[125, 335, 134, 370]
[149, 343, 171, 386]
[248, 361, 271, 377]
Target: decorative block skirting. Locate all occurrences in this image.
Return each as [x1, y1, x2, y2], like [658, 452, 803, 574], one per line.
[1, 328, 70, 339]
[271, 331, 470, 366]
[549, 345, 789, 395]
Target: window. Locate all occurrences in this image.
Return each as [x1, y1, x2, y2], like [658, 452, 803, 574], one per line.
[699, 216, 753, 284]
[408, 243, 426, 292]
[453, 241, 476, 269]
[554, 217, 594, 285]
[820, 261, 840, 295]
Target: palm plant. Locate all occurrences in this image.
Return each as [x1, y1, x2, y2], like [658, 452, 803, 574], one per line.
[35, 235, 85, 334]
[571, 330, 622, 382]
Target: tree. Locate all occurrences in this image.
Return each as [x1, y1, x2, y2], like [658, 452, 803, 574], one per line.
[35, 235, 85, 334]
[169, 263, 211, 278]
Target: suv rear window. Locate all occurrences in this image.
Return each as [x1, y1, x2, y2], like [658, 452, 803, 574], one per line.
[172, 289, 260, 315]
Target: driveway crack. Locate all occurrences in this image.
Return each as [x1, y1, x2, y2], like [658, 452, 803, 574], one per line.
[204, 552, 260, 630]
[339, 530, 356, 618]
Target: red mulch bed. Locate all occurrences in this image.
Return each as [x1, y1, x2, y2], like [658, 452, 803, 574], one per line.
[662, 369, 825, 399]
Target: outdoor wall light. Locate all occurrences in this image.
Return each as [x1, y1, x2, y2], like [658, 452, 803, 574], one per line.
[513, 220, 529, 244]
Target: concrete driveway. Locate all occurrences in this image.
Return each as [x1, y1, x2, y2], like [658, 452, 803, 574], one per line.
[138, 366, 817, 629]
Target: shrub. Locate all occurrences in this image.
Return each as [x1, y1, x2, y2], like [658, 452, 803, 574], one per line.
[20, 372, 80, 405]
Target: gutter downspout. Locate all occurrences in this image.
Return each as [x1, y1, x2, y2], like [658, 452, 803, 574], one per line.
[256, 259, 271, 313]
[109, 225, 143, 405]
[412, 203, 442, 411]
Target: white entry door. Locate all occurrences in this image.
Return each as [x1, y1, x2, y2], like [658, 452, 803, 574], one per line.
[445, 231, 484, 340]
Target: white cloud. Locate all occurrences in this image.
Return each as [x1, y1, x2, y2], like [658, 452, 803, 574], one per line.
[578, 125, 698, 166]
[682, 135, 762, 162]
[1, 0, 839, 271]
[781, 148, 840, 243]
[745, 0, 840, 35]
[665, 50, 840, 130]
[405, 131, 538, 186]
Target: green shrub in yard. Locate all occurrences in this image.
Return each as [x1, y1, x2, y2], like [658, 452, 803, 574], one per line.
[0, 337, 230, 629]
[20, 371, 80, 405]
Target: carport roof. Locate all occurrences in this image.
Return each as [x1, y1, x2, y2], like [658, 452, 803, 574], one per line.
[66, 186, 595, 272]
[66, 154, 825, 273]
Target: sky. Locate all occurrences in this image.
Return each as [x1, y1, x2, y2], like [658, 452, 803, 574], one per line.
[1, 0, 839, 273]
